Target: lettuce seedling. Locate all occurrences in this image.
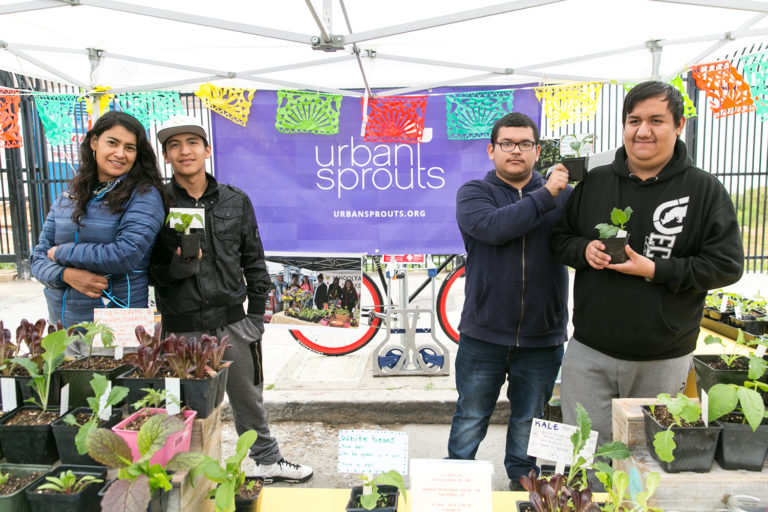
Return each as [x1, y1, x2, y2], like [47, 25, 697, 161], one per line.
[162, 334, 195, 379]
[205, 334, 232, 373]
[86, 413, 204, 512]
[0, 321, 20, 376]
[63, 373, 129, 455]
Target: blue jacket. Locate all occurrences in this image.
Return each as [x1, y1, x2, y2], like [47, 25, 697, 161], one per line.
[456, 170, 570, 347]
[30, 180, 164, 327]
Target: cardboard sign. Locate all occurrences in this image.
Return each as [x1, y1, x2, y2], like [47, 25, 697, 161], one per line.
[92, 308, 155, 347]
[409, 458, 493, 512]
[527, 418, 598, 464]
[337, 430, 408, 475]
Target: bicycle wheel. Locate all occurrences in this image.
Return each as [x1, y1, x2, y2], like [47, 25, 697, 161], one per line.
[436, 263, 465, 344]
[289, 273, 384, 355]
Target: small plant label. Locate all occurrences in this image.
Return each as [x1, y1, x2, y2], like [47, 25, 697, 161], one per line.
[702, 388, 709, 426]
[720, 295, 729, 312]
[60, 383, 69, 417]
[167, 208, 205, 230]
[527, 418, 598, 464]
[92, 308, 155, 347]
[114, 345, 124, 360]
[735, 304, 743, 320]
[98, 382, 111, 421]
[756, 344, 767, 358]
[337, 429, 408, 474]
[409, 458, 492, 512]
[1, 378, 16, 411]
[165, 378, 181, 416]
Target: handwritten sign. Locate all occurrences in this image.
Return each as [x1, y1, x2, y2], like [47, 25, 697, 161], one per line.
[527, 418, 598, 464]
[93, 308, 155, 347]
[337, 429, 408, 474]
[409, 458, 492, 512]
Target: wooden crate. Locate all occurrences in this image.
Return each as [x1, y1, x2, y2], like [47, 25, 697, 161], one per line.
[612, 398, 768, 512]
[165, 404, 223, 512]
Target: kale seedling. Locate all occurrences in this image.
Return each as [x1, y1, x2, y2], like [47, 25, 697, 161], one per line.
[12, 326, 72, 416]
[595, 207, 633, 239]
[703, 329, 748, 368]
[708, 353, 768, 432]
[63, 373, 129, 455]
[650, 393, 702, 463]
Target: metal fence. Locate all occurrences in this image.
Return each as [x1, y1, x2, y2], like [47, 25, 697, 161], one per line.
[2, 42, 767, 274]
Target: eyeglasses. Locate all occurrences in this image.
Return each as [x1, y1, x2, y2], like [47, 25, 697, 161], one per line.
[495, 140, 536, 152]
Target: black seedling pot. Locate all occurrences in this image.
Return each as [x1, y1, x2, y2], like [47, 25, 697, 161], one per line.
[642, 406, 721, 473]
[51, 407, 123, 465]
[179, 232, 202, 260]
[26, 465, 106, 512]
[600, 234, 630, 264]
[0, 406, 63, 464]
[562, 156, 586, 182]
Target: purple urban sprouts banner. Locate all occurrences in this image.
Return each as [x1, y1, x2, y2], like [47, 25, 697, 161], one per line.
[213, 86, 541, 254]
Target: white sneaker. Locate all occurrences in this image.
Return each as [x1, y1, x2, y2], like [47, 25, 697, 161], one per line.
[253, 458, 313, 483]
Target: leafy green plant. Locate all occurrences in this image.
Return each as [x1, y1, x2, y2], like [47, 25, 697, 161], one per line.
[595, 207, 633, 239]
[131, 387, 180, 411]
[204, 333, 232, 373]
[708, 353, 768, 432]
[35, 469, 103, 495]
[649, 393, 702, 463]
[15, 319, 54, 373]
[165, 211, 204, 235]
[703, 329, 748, 368]
[0, 471, 9, 488]
[11, 327, 72, 414]
[63, 373, 129, 455]
[562, 133, 596, 158]
[190, 430, 258, 512]
[123, 324, 165, 378]
[594, 468, 662, 512]
[85, 413, 204, 512]
[68, 321, 115, 368]
[356, 470, 407, 511]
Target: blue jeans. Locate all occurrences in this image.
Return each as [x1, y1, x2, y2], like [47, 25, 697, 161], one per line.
[447, 333, 564, 481]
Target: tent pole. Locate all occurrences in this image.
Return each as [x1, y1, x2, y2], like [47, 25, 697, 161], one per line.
[648, 40, 663, 80]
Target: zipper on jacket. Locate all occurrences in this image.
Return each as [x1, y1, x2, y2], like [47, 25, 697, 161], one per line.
[516, 189, 525, 346]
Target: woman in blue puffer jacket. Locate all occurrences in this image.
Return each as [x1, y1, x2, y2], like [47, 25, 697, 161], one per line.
[31, 111, 165, 355]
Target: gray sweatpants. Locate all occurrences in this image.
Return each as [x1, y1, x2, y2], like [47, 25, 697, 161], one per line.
[561, 337, 691, 447]
[171, 317, 282, 465]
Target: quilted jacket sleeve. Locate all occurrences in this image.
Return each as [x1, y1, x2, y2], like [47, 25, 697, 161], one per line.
[30, 195, 67, 288]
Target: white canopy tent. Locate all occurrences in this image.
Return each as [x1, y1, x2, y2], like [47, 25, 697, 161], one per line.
[0, 0, 767, 97]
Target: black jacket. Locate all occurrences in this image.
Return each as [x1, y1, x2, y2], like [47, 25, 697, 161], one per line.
[550, 140, 744, 360]
[149, 174, 271, 333]
[314, 282, 328, 308]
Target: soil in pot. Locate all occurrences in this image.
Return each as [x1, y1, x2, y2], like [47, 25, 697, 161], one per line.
[231, 476, 263, 512]
[52, 407, 123, 466]
[642, 405, 721, 473]
[58, 357, 133, 408]
[26, 465, 106, 512]
[714, 413, 768, 471]
[599, 234, 630, 264]
[0, 463, 51, 512]
[0, 406, 62, 464]
[346, 485, 399, 512]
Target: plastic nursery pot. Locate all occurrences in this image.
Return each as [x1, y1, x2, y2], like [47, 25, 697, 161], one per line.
[346, 485, 400, 512]
[179, 232, 202, 260]
[714, 416, 768, 471]
[51, 407, 123, 466]
[0, 463, 53, 512]
[214, 363, 232, 410]
[599, 234, 630, 264]
[180, 365, 230, 419]
[728, 316, 765, 335]
[0, 406, 63, 464]
[642, 406, 721, 473]
[692, 354, 754, 396]
[561, 156, 586, 182]
[26, 464, 107, 512]
[213, 476, 264, 512]
[98, 479, 169, 512]
[113, 367, 162, 412]
[58, 357, 133, 408]
[111, 407, 197, 466]
[15, 371, 62, 407]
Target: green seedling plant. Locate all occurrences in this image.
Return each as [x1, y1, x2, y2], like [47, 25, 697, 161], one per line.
[704, 329, 749, 368]
[189, 430, 258, 512]
[85, 413, 204, 512]
[563, 133, 596, 158]
[69, 321, 115, 368]
[11, 327, 72, 416]
[165, 211, 204, 235]
[36, 469, 103, 495]
[357, 470, 407, 511]
[649, 393, 702, 463]
[63, 373, 129, 455]
[594, 468, 662, 512]
[132, 387, 181, 411]
[708, 353, 768, 432]
[595, 207, 633, 239]
[0, 472, 9, 488]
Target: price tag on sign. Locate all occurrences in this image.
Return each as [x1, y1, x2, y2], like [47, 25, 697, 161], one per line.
[382, 254, 425, 264]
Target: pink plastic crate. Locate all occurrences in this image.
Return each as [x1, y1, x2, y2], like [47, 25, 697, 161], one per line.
[111, 407, 197, 466]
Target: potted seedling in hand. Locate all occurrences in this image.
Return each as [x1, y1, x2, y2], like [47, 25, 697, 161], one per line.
[595, 206, 632, 264]
[346, 470, 406, 512]
[166, 211, 204, 260]
[560, 133, 595, 182]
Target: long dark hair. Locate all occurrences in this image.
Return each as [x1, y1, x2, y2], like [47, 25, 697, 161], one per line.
[70, 111, 163, 225]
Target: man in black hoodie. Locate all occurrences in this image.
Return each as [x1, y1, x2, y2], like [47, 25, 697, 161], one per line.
[551, 81, 744, 446]
[447, 112, 571, 490]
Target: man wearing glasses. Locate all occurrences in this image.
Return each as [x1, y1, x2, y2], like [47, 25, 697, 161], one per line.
[447, 112, 571, 490]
